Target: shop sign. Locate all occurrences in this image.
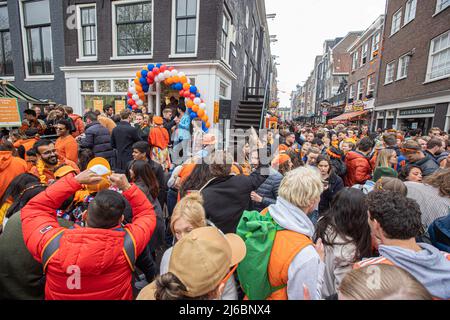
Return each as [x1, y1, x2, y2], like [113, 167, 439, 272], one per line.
[0, 98, 21, 127]
[352, 100, 365, 112]
[399, 107, 435, 116]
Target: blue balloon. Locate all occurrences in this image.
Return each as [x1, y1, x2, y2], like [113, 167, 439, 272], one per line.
[175, 83, 183, 90]
[195, 93, 201, 98]
[147, 64, 155, 71]
[140, 77, 147, 86]
[141, 70, 148, 78]
[190, 112, 198, 119]
[142, 84, 149, 92]
[156, 63, 162, 68]
[189, 86, 197, 93]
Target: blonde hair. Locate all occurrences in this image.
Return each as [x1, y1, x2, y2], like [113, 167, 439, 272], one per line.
[170, 193, 207, 235]
[375, 149, 396, 168]
[278, 166, 323, 210]
[339, 264, 432, 300]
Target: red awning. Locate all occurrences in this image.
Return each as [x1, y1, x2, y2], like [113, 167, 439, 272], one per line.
[328, 110, 369, 124]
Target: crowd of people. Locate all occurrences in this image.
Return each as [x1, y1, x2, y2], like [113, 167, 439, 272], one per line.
[0, 102, 449, 301]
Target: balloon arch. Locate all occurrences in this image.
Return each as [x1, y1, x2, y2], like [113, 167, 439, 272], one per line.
[126, 63, 210, 132]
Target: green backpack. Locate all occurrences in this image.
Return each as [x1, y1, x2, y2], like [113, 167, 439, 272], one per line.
[236, 209, 285, 300]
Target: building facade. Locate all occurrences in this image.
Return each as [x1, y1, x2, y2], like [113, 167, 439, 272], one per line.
[375, 0, 450, 132]
[61, 0, 274, 132]
[347, 15, 385, 129]
[0, 0, 67, 109]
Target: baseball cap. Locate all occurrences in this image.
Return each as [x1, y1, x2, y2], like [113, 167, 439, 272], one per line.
[272, 154, 291, 167]
[137, 227, 246, 300]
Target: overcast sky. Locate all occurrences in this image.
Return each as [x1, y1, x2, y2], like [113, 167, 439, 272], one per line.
[265, 0, 387, 108]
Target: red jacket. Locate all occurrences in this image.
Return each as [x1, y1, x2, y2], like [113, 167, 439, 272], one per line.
[344, 151, 373, 187]
[21, 175, 156, 300]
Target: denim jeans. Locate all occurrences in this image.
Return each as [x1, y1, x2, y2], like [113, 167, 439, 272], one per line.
[165, 188, 178, 246]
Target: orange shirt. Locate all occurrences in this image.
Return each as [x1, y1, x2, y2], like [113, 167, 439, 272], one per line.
[55, 135, 79, 164]
[0, 151, 28, 199]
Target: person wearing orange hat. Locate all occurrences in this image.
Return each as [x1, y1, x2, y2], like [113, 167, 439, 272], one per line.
[272, 153, 293, 176]
[148, 116, 171, 171]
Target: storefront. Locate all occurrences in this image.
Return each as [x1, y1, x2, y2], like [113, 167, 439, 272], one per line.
[397, 106, 435, 133]
[328, 100, 371, 126]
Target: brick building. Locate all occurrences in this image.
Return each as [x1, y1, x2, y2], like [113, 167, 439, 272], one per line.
[375, 0, 450, 132]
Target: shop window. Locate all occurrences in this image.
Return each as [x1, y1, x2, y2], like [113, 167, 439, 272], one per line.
[81, 80, 94, 92]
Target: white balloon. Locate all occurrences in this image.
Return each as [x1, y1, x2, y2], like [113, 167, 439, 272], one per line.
[136, 100, 144, 106]
[129, 87, 137, 94]
[194, 98, 201, 105]
[164, 70, 171, 78]
[178, 72, 186, 77]
[158, 74, 165, 82]
[132, 94, 139, 101]
[171, 70, 178, 77]
[200, 103, 206, 109]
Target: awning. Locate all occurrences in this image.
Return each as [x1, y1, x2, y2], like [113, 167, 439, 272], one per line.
[328, 110, 369, 124]
[0, 80, 54, 105]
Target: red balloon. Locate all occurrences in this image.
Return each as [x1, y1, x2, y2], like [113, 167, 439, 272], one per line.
[127, 92, 132, 98]
[184, 91, 191, 98]
[179, 90, 185, 96]
[190, 94, 196, 100]
[148, 71, 155, 78]
[160, 65, 167, 72]
[148, 79, 155, 85]
[169, 67, 175, 71]
[128, 99, 135, 106]
[132, 104, 138, 110]
[147, 77, 153, 84]
[152, 67, 160, 74]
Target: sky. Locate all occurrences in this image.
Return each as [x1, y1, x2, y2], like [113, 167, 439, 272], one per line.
[265, 0, 387, 108]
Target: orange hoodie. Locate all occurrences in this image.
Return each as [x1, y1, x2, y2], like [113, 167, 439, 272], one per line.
[0, 151, 28, 199]
[55, 135, 79, 164]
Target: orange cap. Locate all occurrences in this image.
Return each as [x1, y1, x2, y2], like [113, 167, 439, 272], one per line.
[272, 154, 291, 167]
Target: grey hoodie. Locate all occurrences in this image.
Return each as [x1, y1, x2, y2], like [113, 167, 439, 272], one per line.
[379, 243, 450, 299]
[269, 197, 325, 300]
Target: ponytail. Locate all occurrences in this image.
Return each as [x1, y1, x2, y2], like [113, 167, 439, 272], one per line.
[155, 273, 188, 300]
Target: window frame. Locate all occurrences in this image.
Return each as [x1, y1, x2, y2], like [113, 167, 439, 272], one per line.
[371, 32, 381, 60]
[385, 61, 396, 84]
[348, 84, 355, 103]
[0, 2, 13, 77]
[367, 74, 375, 97]
[435, 0, 450, 15]
[425, 29, 450, 82]
[404, 0, 417, 26]
[396, 53, 411, 80]
[170, 0, 200, 58]
[76, 3, 97, 62]
[111, 0, 154, 60]
[357, 79, 364, 100]
[352, 50, 359, 70]
[361, 42, 368, 65]
[390, 8, 402, 36]
[220, 9, 231, 63]
[19, 0, 54, 80]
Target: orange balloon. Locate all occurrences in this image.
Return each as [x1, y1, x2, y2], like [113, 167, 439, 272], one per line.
[173, 76, 180, 83]
[136, 71, 142, 78]
[183, 83, 190, 91]
[202, 115, 209, 122]
[135, 84, 143, 92]
[138, 92, 145, 100]
[134, 78, 141, 85]
[192, 105, 199, 112]
[206, 122, 211, 129]
[167, 77, 174, 85]
[197, 109, 205, 117]
[180, 76, 188, 84]
[186, 100, 194, 108]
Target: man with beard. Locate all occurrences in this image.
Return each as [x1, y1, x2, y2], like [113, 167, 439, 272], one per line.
[29, 140, 79, 184]
[426, 138, 448, 166]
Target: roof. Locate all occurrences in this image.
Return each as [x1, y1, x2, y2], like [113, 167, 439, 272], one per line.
[0, 80, 55, 105]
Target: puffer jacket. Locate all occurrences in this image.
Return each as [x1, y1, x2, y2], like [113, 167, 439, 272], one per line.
[344, 151, 373, 187]
[79, 121, 115, 163]
[253, 167, 283, 212]
[21, 175, 157, 300]
[412, 154, 440, 177]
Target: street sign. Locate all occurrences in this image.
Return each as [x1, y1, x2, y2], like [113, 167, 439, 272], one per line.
[219, 99, 232, 120]
[0, 98, 21, 127]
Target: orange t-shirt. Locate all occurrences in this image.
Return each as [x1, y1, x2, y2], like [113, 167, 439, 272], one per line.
[55, 135, 79, 164]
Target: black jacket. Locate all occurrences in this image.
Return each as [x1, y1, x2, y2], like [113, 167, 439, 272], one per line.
[319, 172, 345, 215]
[163, 118, 176, 142]
[201, 173, 263, 234]
[413, 154, 440, 177]
[79, 121, 115, 163]
[111, 121, 142, 172]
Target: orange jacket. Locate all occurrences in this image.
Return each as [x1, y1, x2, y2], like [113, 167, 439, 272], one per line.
[21, 175, 157, 300]
[55, 135, 79, 164]
[69, 114, 85, 138]
[0, 151, 28, 199]
[148, 127, 169, 150]
[344, 151, 373, 187]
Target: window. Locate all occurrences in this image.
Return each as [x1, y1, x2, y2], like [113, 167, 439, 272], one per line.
[348, 84, 355, 102]
[175, 0, 198, 54]
[219, 82, 228, 98]
[436, 0, 450, 14]
[114, 79, 129, 92]
[0, 4, 13, 76]
[367, 74, 375, 97]
[81, 80, 94, 92]
[357, 79, 364, 100]
[22, 0, 53, 76]
[397, 54, 410, 80]
[385, 61, 396, 84]
[221, 10, 230, 62]
[404, 0, 416, 25]
[352, 51, 359, 70]
[115, 1, 152, 56]
[426, 30, 450, 81]
[78, 5, 97, 59]
[245, 6, 249, 28]
[361, 43, 368, 65]
[371, 32, 381, 59]
[391, 9, 402, 35]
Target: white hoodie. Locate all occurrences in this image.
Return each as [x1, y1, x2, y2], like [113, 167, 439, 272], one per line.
[269, 197, 325, 300]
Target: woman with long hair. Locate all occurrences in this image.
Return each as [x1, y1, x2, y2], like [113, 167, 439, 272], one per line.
[316, 155, 344, 215]
[314, 188, 373, 298]
[179, 162, 215, 199]
[375, 149, 398, 169]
